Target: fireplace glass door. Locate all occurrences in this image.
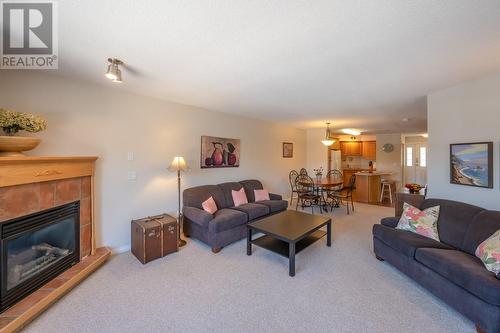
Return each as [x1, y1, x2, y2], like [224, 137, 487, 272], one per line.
[1, 201, 80, 312]
[6, 217, 76, 290]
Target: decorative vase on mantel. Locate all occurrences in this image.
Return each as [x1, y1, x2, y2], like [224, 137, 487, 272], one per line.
[0, 109, 47, 157]
[0, 136, 42, 157]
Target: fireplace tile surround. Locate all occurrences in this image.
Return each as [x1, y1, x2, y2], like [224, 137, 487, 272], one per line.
[0, 177, 92, 258]
[0, 157, 98, 258]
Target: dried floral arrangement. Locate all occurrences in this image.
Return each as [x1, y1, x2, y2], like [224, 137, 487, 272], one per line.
[0, 109, 47, 136]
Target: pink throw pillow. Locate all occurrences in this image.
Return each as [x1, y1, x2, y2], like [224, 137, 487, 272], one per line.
[232, 188, 248, 207]
[202, 196, 218, 214]
[254, 189, 270, 202]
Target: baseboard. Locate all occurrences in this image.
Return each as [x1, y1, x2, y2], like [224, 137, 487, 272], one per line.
[112, 244, 131, 254]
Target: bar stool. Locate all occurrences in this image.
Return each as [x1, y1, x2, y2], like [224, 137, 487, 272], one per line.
[380, 180, 394, 204]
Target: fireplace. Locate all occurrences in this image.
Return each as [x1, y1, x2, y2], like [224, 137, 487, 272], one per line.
[0, 201, 80, 312]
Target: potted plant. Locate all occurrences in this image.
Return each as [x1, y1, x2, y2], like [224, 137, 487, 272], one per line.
[313, 166, 324, 182]
[0, 109, 47, 156]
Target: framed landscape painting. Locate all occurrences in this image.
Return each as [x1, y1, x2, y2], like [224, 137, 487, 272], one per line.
[201, 135, 240, 168]
[450, 142, 493, 188]
[283, 142, 293, 158]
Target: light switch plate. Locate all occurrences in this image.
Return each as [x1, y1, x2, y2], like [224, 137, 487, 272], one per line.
[127, 152, 134, 161]
[127, 171, 137, 181]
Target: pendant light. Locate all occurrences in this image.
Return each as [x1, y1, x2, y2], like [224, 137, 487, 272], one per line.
[321, 122, 335, 146]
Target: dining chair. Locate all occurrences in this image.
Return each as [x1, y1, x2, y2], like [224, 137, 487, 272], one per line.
[299, 168, 308, 176]
[331, 174, 356, 215]
[295, 174, 322, 214]
[319, 169, 343, 211]
[326, 169, 343, 191]
[289, 170, 299, 206]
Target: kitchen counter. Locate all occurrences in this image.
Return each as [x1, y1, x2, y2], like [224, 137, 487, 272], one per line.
[354, 172, 391, 203]
[355, 171, 392, 177]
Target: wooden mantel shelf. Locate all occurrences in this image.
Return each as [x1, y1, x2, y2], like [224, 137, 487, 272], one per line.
[0, 156, 98, 162]
[0, 156, 98, 188]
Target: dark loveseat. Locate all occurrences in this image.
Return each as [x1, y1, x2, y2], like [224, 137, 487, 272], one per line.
[373, 199, 500, 333]
[182, 179, 288, 253]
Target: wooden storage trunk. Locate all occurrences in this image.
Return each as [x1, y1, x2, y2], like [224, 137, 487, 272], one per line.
[131, 214, 178, 264]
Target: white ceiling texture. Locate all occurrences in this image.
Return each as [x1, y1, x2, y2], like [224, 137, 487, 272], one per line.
[54, 0, 500, 133]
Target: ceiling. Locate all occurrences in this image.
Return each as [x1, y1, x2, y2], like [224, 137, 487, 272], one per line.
[55, 1, 500, 133]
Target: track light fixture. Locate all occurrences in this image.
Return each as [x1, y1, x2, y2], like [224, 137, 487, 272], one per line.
[105, 58, 123, 83]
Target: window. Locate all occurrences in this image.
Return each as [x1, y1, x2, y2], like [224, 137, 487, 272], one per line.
[420, 147, 427, 167]
[406, 147, 413, 166]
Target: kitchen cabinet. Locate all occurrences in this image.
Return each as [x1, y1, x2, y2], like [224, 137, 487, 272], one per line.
[340, 141, 362, 156]
[362, 141, 376, 160]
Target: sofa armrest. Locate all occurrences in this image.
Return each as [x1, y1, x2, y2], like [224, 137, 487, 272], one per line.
[183, 206, 213, 228]
[380, 216, 400, 228]
[269, 193, 282, 200]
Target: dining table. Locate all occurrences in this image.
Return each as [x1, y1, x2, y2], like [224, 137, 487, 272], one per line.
[311, 177, 344, 188]
[298, 176, 344, 211]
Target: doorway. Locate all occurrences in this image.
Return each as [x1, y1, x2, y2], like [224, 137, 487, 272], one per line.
[404, 143, 427, 185]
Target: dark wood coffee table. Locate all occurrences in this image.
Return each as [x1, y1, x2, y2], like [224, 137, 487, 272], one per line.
[246, 210, 331, 277]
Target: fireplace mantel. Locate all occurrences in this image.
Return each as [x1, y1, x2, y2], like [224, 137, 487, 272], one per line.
[0, 156, 110, 333]
[0, 156, 97, 187]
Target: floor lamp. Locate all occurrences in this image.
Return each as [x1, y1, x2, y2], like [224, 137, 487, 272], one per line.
[168, 156, 189, 247]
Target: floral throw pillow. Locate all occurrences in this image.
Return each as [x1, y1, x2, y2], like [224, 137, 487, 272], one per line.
[475, 229, 500, 277]
[396, 202, 440, 241]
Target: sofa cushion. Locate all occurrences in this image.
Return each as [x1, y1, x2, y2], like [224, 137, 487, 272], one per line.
[415, 248, 500, 306]
[239, 179, 264, 202]
[257, 200, 288, 213]
[231, 203, 269, 220]
[183, 185, 227, 209]
[420, 199, 484, 253]
[183, 206, 213, 227]
[209, 208, 248, 233]
[218, 182, 244, 207]
[373, 224, 453, 258]
[463, 210, 500, 256]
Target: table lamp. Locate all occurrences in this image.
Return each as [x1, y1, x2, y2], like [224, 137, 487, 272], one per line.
[168, 156, 189, 247]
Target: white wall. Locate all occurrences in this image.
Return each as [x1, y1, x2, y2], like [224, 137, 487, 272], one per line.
[306, 129, 328, 174]
[375, 134, 402, 187]
[427, 71, 500, 210]
[0, 72, 306, 251]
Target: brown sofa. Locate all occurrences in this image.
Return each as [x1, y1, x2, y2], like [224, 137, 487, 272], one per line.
[182, 179, 288, 253]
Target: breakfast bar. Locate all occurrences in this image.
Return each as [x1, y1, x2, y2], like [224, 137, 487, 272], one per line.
[354, 172, 392, 203]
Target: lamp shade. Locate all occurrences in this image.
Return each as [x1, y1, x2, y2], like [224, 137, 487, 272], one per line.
[168, 156, 189, 172]
[321, 139, 335, 146]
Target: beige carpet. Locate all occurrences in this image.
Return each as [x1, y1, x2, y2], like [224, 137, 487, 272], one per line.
[24, 203, 474, 332]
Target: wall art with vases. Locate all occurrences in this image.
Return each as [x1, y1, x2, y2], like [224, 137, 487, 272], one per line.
[201, 135, 240, 168]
